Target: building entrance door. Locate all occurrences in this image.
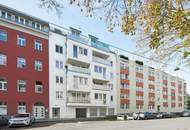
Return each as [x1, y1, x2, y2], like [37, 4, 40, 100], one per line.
[76, 108, 87, 118]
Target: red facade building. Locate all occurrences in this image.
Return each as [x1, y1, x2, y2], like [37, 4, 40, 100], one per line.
[0, 4, 49, 119]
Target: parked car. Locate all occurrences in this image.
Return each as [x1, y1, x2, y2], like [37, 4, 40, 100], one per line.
[126, 113, 134, 120]
[0, 115, 9, 126]
[117, 114, 127, 120]
[161, 112, 176, 118]
[139, 112, 156, 120]
[133, 112, 140, 120]
[8, 113, 35, 127]
[156, 112, 166, 119]
[182, 110, 190, 117]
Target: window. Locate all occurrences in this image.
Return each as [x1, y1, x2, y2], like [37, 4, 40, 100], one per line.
[120, 104, 124, 109]
[55, 45, 63, 54]
[121, 74, 128, 79]
[17, 102, 26, 114]
[0, 53, 7, 65]
[35, 60, 43, 71]
[95, 93, 98, 100]
[94, 65, 105, 74]
[35, 81, 43, 93]
[56, 91, 63, 100]
[35, 40, 42, 51]
[1, 11, 6, 18]
[0, 102, 7, 115]
[121, 83, 129, 89]
[120, 104, 129, 109]
[17, 80, 26, 92]
[17, 57, 26, 68]
[17, 35, 26, 46]
[110, 96, 113, 102]
[79, 47, 88, 56]
[120, 94, 129, 99]
[0, 77, 7, 91]
[55, 60, 64, 69]
[56, 76, 63, 84]
[19, 18, 24, 24]
[94, 93, 103, 100]
[0, 30, 7, 42]
[73, 45, 78, 58]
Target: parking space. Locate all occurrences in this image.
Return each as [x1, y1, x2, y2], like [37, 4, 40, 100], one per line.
[1, 117, 190, 130]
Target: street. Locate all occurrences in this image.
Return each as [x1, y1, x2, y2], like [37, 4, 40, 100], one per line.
[2, 117, 190, 130]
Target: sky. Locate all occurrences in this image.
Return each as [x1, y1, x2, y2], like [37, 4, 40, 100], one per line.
[0, 0, 189, 93]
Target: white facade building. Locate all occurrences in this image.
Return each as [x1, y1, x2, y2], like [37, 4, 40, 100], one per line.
[49, 24, 67, 118]
[49, 26, 118, 119]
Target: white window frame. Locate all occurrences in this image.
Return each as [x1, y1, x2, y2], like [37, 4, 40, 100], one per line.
[17, 35, 26, 46]
[35, 40, 42, 51]
[0, 102, 7, 115]
[0, 53, 7, 65]
[17, 102, 26, 114]
[17, 80, 26, 92]
[0, 77, 7, 91]
[35, 60, 43, 71]
[17, 57, 26, 68]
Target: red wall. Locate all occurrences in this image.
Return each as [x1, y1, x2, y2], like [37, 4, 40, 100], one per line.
[0, 25, 49, 115]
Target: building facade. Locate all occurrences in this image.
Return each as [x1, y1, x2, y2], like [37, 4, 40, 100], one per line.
[0, 4, 186, 119]
[118, 55, 185, 114]
[0, 4, 49, 119]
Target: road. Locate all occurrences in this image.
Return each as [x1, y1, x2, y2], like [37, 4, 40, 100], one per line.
[1, 117, 190, 130]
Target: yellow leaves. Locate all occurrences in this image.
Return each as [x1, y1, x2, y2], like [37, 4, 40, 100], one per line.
[122, 15, 136, 35]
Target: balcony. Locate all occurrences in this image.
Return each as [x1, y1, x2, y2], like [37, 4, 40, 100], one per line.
[91, 41, 110, 52]
[68, 65, 91, 75]
[92, 84, 110, 91]
[92, 56, 111, 66]
[67, 97, 91, 104]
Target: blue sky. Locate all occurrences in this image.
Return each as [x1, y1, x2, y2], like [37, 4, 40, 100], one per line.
[0, 0, 189, 93]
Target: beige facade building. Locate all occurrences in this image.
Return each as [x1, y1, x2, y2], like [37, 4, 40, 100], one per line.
[117, 55, 185, 114]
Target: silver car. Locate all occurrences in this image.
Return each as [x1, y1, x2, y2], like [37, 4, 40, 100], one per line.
[8, 113, 35, 127]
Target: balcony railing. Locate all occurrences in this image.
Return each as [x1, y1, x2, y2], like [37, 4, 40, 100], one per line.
[92, 84, 110, 91]
[68, 65, 91, 74]
[67, 97, 91, 104]
[92, 56, 111, 66]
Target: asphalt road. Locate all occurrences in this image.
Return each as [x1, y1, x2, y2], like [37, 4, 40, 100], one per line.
[1, 117, 190, 130]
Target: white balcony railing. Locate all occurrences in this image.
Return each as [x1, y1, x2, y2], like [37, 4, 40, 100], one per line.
[68, 65, 91, 74]
[92, 84, 110, 91]
[67, 97, 91, 104]
[92, 56, 111, 66]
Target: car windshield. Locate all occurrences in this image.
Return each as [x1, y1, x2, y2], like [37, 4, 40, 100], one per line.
[15, 114, 29, 118]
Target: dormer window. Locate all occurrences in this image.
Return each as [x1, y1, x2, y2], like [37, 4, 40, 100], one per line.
[70, 27, 81, 37]
[1, 11, 6, 18]
[89, 35, 98, 43]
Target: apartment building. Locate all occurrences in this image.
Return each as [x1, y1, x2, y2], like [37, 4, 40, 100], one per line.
[0, 4, 49, 119]
[0, 4, 186, 119]
[118, 55, 185, 114]
[49, 24, 67, 119]
[65, 28, 117, 118]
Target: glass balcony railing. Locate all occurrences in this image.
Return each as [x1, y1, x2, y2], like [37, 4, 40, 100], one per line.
[67, 34, 89, 45]
[91, 41, 110, 51]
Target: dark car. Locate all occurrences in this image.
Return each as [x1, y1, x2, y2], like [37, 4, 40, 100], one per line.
[0, 115, 9, 126]
[139, 112, 156, 120]
[161, 112, 176, 118]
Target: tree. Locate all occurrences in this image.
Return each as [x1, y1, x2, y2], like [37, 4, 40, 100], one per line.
[39, 0, 190, 65]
